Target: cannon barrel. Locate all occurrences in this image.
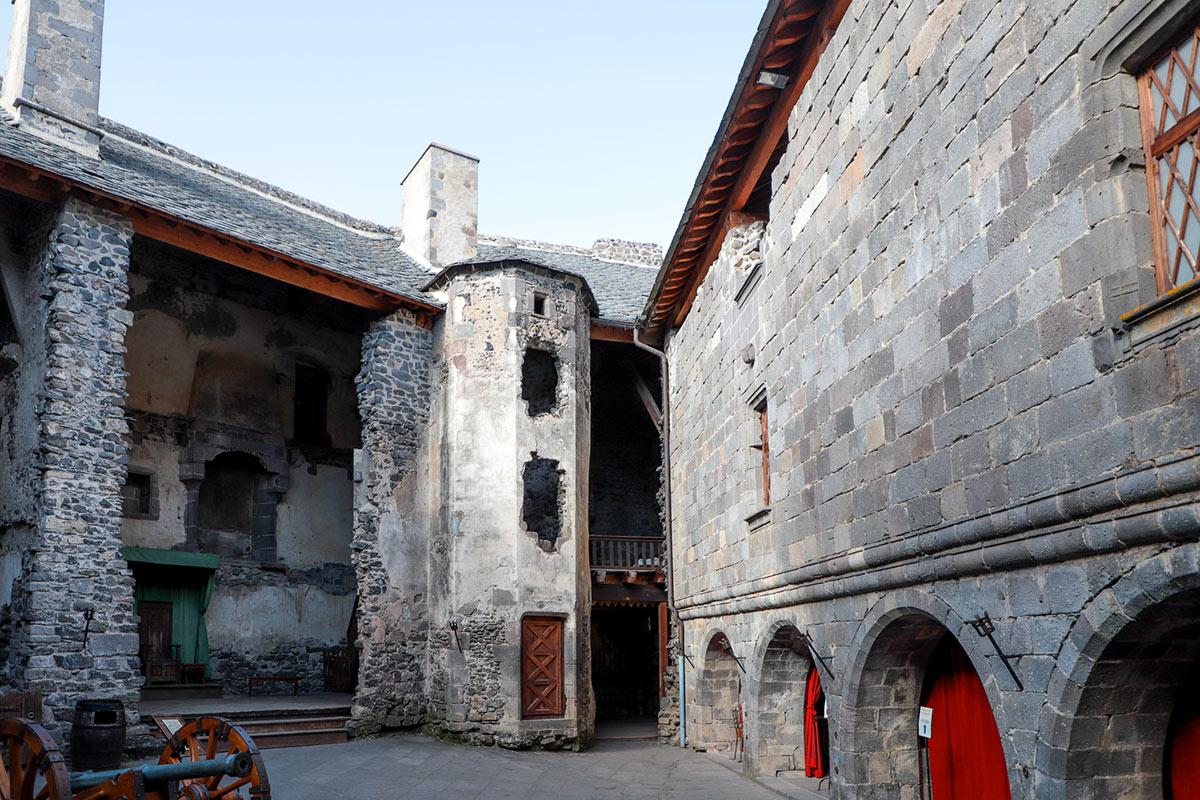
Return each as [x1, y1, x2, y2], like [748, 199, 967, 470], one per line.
[69, 751, 253, 791]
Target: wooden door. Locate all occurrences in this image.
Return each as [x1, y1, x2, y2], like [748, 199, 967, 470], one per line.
[139, 601, 178, 684]
[521, 616, 565, 719]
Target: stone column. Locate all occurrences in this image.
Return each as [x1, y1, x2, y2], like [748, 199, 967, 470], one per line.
[350, 310, 433, 733]
[6, 197, 140, 742]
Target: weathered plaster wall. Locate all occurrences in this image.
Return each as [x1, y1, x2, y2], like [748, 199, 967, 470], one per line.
[120, 240, 365, 691]
[423, 266, 593, 749]
[666, 0, 1200, 796]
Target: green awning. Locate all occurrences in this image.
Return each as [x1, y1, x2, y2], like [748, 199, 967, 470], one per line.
[121, 547, 220, 570]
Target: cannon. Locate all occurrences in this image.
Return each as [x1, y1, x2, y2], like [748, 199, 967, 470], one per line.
[0, 716, 270, 800]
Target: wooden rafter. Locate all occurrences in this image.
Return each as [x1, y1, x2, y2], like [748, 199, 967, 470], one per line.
[645, 0, 852, 339]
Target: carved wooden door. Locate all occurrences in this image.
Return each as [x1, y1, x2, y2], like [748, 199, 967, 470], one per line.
[521, 616, 565, 718]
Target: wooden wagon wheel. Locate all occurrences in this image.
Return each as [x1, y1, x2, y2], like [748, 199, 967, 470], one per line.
[0, 719, 70, 800]
[160, 717, 270, 800]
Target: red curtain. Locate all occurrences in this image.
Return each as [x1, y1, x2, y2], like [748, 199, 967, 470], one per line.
[921, 635, 1012, 800]
[1168, 693, 1200, 800]
[804, 667, 826, 778]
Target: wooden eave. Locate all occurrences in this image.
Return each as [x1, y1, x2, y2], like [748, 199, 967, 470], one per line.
[0, 155, 439, 325]
[641, 0, 851, 341]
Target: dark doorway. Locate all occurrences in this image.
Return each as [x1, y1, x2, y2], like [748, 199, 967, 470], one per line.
[592, 604, 660, 719]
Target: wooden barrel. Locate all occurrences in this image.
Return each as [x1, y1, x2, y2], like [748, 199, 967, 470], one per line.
[70, 699, 125, 771]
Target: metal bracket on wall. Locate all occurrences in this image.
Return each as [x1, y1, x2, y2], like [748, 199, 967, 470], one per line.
[448, 618, 463, 652]
[792, 630, 831, 676]
[82, 607, 94, 648]
[968, 613, 1024, 691]
[719, 638, 746, 673]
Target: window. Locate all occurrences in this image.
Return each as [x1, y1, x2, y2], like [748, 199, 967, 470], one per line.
[521, 348, 558, 416]
[122, 469, 156, 519]
[1139, 24, 1200, 293]
[293, 363, 330, 444]
[751, 395, 770, 508]
[532, 292, 548, 317]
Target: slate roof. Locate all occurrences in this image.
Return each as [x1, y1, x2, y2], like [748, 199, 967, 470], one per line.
[0, 111, 437, 306]
[475, 243, 658, 326]
[0, 110, 657, 323]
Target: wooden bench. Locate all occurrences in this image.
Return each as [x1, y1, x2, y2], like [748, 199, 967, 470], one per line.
[247, 675, 300, 697]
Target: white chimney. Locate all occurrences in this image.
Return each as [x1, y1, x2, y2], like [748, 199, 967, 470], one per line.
[401, 143, 479, 267]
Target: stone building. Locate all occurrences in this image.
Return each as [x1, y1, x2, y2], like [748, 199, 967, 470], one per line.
[642, 0, 1200, 797]
[0, 0, 670, 750]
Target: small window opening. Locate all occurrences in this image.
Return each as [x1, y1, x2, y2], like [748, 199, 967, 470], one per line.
[122, 470, 153, 518]
[293, 363, 330, 444]
[533, 293, 548, 316]
[522, 455, 563, 549]
[751, 396, 770, 507]
[521, 348, 558, 416]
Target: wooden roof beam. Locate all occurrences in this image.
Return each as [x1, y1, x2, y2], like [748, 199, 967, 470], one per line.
[728, 0, 853, 213]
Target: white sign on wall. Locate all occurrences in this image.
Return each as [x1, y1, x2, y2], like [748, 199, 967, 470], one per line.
[918, 706, 933, 738]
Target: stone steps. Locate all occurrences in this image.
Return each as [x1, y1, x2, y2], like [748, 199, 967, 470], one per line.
[147, 705, 352, 750]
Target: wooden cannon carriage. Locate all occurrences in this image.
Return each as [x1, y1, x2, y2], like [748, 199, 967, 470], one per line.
[0, 716, 270, 800]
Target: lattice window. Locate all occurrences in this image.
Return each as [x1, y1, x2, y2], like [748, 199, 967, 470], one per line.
[1140, 25, 1200, 293]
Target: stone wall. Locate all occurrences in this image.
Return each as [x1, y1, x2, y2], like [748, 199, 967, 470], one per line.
[350, 309, 433, 732]
[478, 234, 664, 268]
[666, 0, 1200, 796]
[2, 198, 142, 742]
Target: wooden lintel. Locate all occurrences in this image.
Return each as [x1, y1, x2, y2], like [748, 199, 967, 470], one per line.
[624, 359, 662, 433]
[590, 324, 635, 343]
[728, 0, 853, 212]
[671, 209, 768, 327]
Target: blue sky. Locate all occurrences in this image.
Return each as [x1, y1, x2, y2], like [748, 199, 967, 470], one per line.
[1, 2, 764, 250]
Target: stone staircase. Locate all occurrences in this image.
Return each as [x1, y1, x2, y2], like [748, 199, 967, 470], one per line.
[147, 704, 351, 750]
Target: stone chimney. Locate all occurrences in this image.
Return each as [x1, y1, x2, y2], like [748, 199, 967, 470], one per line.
[401, 143, 478, 267]
[2, 0, 105, 154]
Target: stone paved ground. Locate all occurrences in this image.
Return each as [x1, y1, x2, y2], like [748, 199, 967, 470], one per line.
[258, 734, 791, 799]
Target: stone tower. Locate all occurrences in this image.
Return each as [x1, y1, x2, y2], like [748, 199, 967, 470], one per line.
[422, 258, 596, 748]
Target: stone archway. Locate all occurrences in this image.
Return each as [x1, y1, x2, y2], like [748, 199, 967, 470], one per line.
[840, 591, 1012, 798]
[747, 623, 817, 777]
[691, 632, 743, 755]
[1037, 545, 1200, 800]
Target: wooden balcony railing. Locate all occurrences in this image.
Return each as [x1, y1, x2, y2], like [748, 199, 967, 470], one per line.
[590, 536, 664, 571]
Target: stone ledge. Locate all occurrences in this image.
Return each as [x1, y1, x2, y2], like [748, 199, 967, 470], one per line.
[677, 448, 1200, 618]
[1118, 276, 1200, 352]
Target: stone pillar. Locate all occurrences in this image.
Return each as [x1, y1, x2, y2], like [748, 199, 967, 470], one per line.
[2, 0, 106, 153]
[350, 310, 433, 733]
[426, 261, 594, 749]
[5, 197, 140, 742]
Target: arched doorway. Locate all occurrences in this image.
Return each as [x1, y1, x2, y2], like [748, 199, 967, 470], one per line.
[692, 633, 742, 755]
[920, 633, 1012, 799]
[843, 611, 1011, 798]
[751, 624, 827, 777]
[1062, 587, 1200, 799]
